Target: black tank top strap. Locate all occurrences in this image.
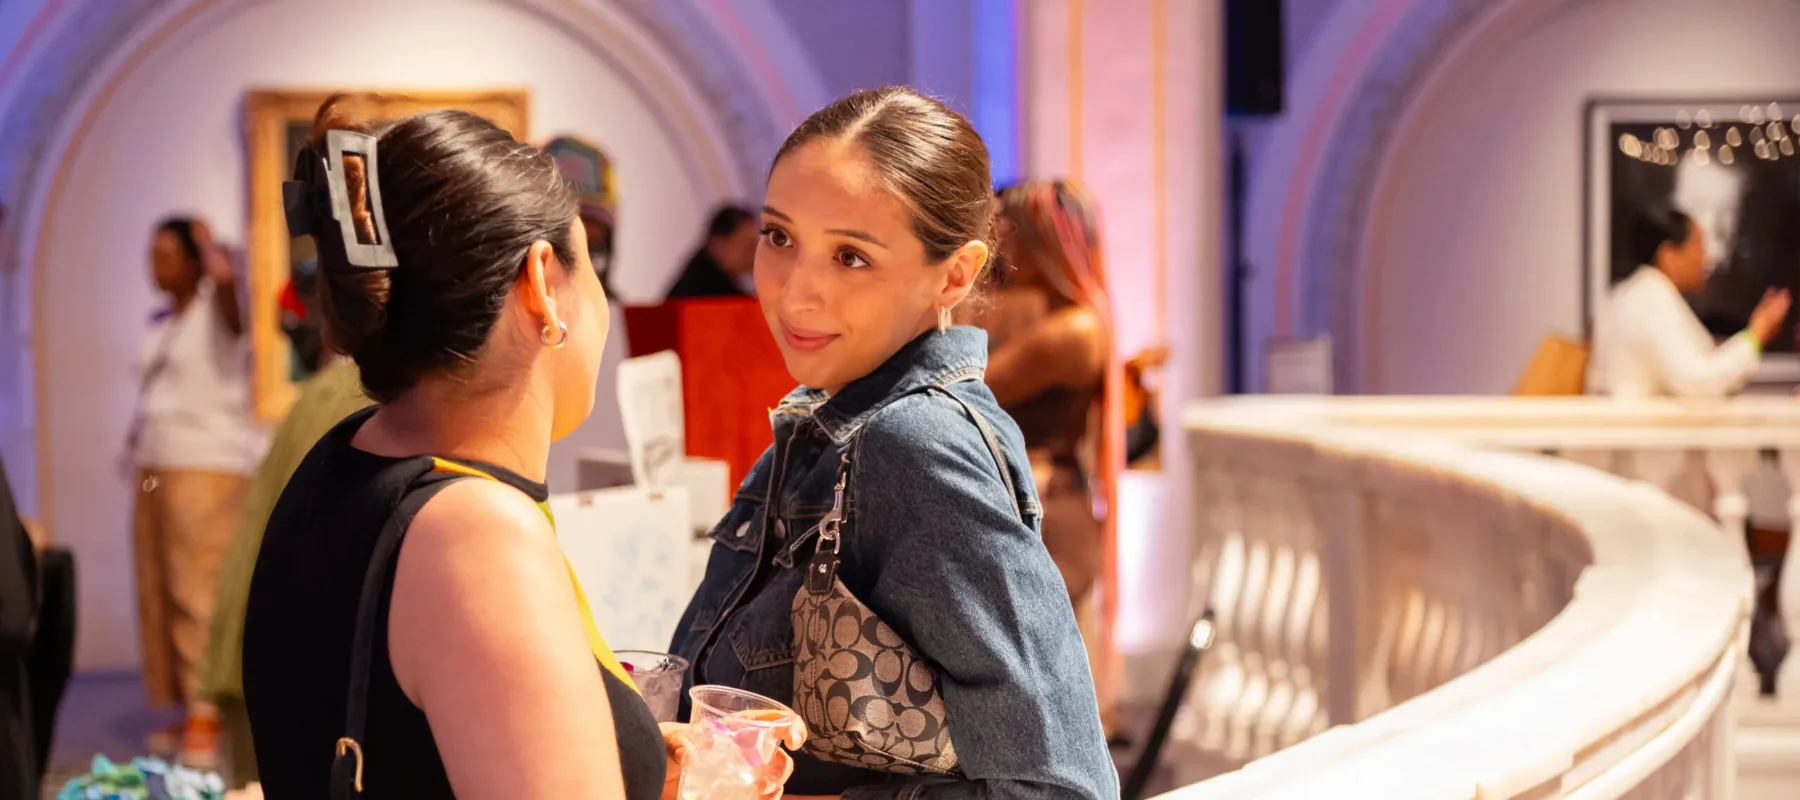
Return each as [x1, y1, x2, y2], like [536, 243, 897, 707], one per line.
[331, 461, 461, 799]
[424, 456, 550, 503]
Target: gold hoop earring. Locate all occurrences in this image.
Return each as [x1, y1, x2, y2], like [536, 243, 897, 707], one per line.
[541, 320, 569, 349]
[938, 307, 952, 335]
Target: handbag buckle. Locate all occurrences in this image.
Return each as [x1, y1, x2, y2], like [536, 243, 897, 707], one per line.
[335, 737, 365, 792]
[817, 457, 848, 556]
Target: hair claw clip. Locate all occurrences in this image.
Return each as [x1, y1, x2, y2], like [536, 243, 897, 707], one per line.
[283, 130, 399, 269]
[281, 180, 324, 238]
[324, 130, 398, 269]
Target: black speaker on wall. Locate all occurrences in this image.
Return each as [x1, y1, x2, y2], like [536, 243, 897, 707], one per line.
[1226, 0, 1284, 115]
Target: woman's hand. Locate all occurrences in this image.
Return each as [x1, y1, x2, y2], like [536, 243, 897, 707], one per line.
[1749, 288, 1791, 346]
[187, 219, 245, 335]
[188, 220, 237, 286]
[661, 723, 690, 800]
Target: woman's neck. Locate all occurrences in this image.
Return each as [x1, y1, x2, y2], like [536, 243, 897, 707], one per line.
[358, 376, 553, 484]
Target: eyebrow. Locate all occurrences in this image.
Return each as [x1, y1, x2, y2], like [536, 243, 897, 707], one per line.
[762, 204, 888, 249]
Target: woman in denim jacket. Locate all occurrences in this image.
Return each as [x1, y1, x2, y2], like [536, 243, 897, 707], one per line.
[668, 87, 1117, 799]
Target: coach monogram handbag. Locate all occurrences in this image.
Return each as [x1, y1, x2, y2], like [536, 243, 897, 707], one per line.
[789, 389, 1030, 776]
[791, 451, 961, 775]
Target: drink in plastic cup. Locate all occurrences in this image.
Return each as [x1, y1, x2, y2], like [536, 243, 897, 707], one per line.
[677, 686, 804, 800]
[615, 651, 688, 723]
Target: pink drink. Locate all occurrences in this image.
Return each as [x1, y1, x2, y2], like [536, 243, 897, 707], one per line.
[615, 651, 689, 723]
[677, 686, 803, 800]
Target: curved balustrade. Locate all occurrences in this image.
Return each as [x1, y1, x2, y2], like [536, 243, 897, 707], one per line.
[1156, 398, 1753, 799]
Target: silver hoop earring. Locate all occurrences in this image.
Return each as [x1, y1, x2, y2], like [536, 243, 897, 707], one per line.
[937, 307, 952, 335]
[541, 320, 569, 349]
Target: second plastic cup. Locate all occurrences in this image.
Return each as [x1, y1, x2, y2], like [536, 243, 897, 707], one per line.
[614, 651, 689, 723]
[677, 686, 803, 800]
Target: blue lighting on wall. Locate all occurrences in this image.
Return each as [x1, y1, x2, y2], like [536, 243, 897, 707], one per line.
[972, 0, 1020, 188]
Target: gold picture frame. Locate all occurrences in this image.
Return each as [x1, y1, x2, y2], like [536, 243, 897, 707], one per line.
[243, 89, 531, 421]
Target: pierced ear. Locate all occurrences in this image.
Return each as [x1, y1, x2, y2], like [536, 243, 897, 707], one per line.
[938, 239, 989, 310]
[518, 240, 562, 328]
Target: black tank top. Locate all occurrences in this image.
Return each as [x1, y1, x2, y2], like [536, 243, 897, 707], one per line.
[242, 408, 665, 798]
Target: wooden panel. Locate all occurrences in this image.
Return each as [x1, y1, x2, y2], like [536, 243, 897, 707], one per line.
[242, 88, 530, 422]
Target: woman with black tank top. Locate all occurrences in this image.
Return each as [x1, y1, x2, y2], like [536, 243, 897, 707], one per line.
[242, 96, 670, 799]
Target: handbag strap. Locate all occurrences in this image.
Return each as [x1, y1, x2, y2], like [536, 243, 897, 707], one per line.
[811, 385, 1028, 587]
[936, 387, 1025, 521]
[331, 470, 460, 799]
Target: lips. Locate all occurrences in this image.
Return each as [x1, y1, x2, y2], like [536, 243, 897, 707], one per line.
[780, 321, 838, 353]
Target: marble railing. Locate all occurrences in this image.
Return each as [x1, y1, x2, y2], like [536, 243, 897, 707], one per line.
[1187, 397, 1800, 703]
[1154, 397, 1753, 799]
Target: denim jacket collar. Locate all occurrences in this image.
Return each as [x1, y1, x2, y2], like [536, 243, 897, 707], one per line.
[774, 327, 989, 444]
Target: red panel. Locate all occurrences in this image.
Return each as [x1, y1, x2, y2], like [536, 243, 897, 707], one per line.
[622, 299, 790, 491]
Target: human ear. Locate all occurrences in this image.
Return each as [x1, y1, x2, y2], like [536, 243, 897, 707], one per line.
[517, 240, 561, 333]
[937, 239, 989, 311]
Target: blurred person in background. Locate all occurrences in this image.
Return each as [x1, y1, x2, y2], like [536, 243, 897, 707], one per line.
[277, 258, 325, 383]
[1590, 204, 1796, 693]
[547, 136, 622, 301]
[129, 216, 262, 766]
[1, 454, 41, 797]
[201, 268, 369, 785]
[664, 204, 758, 299]
[542, 135, 632, 490]
[983, 179, 1124, 740]
[1589, 205, 1789, 398]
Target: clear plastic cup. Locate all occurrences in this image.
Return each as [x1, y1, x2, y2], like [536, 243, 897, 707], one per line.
[614, 651, 689, 723]
[677, 686, 804, 800]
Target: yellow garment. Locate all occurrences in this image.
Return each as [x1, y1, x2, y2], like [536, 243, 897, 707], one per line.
[201, 360, 371, 702]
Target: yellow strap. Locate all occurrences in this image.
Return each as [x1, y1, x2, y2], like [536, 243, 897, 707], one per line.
[565, 563, 638, 691]
[429, 458, 638, 692]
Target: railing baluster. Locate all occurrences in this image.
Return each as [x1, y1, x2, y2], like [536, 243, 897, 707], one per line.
[1312, 476, 1365, 726]
[1165, 398, 1753, 800]
[1706, 449, 1760, 541]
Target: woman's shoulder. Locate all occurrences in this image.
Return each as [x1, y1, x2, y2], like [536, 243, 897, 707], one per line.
[391, 479, 567, 649]
[856, 383, 1021, 470]
[406, 479, 558, 565]
[843, 387, 1037, 556]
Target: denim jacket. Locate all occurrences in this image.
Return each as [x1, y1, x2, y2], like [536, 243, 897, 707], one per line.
[668, 328, 1118, 800]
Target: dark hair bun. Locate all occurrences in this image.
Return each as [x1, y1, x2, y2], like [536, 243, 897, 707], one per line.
[295, 94, 579, 402]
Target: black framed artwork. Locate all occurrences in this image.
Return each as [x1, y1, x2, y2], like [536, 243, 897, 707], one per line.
[1584, 98, 1800, 381]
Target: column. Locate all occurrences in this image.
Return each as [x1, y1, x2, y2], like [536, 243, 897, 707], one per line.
[908, 0, 975, 115]
[1018, 0, 1225, 702]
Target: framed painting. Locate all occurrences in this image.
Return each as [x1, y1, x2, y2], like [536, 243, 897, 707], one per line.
[1584, 97, 1800, 383]
[243, 89, 530, 421]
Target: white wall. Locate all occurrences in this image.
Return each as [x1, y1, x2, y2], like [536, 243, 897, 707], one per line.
[774, 0, 912, 100]
[39, 0, 722, 669]
[1365, 0, 1800, 393]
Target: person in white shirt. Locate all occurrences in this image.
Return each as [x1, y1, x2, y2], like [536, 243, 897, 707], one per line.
[1591, 204, 1795, 695]
[1590, 206, 1790, 398]
[129, 216, 260, 766]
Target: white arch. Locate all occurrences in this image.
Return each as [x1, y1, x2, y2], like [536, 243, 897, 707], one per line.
[1239, 0, 1561, 391]
[1242, 0, 1800, 392]
[0, 0, 825, 525]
